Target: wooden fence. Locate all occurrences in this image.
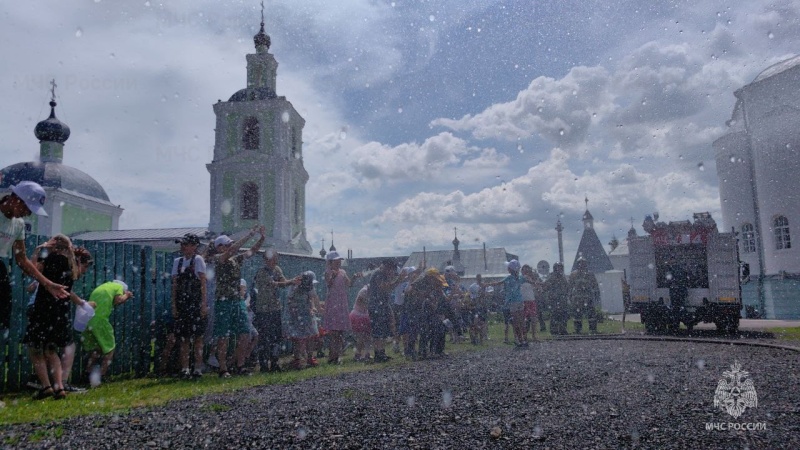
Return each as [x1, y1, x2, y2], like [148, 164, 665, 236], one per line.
[1, 236, 329, 393]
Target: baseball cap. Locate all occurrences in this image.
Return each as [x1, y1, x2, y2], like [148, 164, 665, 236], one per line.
[326, 250, 344, 261]
[11, 181, 48, 216]
[214, 235, 234, 246]
[506, 259, 521, 272]
[176, 233, 201, 246]
[444, 265, 457, 275]
[302, 270, 318, 284]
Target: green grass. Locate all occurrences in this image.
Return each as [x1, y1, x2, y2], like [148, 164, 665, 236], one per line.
[0, 317, 635, 425]
[768, 326, 800, 343]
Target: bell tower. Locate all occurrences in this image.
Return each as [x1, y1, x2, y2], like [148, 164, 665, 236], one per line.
[207, 6, 311, 253]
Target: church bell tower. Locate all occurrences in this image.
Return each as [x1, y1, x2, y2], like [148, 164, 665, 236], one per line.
[207, 8, 311, 254]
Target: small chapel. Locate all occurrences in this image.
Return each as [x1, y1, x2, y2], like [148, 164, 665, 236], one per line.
[0, 83, 123, 236]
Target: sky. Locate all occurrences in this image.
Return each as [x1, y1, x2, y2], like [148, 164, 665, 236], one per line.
[1, 0, 799, 266]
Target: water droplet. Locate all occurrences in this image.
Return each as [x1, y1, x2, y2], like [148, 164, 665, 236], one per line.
[296, 426, 309, 439]
[75, 28, 83, 38]
[517, 144, 523, 153]
[220, 199, 232, 216]
[173, 92, 179, 99]
[647, 263, 654, 270]
[696, 359, 705, 369]
[642, 100, 647, 106]
[768, 31, 774, 39]
[397, 108, 403, 113]
[647, 374, 655, 383]
[339, 130, 347, 140]
[90, 366, 102, 387]
[281, 111, 290, 123]
[109, 53, 116, 59]
[678, 154, 683, 160]
[697, 162, 705, 171]
[406, 396, 416, 407]
[730, 156, 736, 163]
[532, 425, 543, 438]
[665, 273, 673, 281]
[429, 15, 435, 22]
[160, 95, 167, 103]
[442, 389, 452, 408]
[559, 129, 565, 136]
[144, 1, 151, 6]
[537, 107, 543, 113]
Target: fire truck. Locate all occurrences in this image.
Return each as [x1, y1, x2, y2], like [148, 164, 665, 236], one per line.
[628, 212, 741, 334]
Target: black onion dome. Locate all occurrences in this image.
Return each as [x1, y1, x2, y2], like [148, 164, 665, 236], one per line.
[254, 22, 271, 49]
[0, 162, 110, 202]
[228, 86, 277, 102]
[34, 101, 71, 143]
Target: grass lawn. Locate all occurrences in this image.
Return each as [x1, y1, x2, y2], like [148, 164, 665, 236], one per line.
[0, 316, 637, 425]
[768, 327, 800, 343]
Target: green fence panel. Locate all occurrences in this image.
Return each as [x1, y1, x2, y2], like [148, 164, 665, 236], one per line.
[137, 246, 154, 377]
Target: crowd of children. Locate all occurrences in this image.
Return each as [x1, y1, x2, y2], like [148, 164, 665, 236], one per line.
[3, 182, 602, 400]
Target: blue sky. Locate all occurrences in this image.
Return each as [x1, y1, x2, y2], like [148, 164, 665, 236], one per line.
[1, 0, 798, 265]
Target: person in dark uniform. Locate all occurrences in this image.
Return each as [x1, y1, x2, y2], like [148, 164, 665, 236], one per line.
[544, 262, 570, 335]
[568, 258, 601, 334]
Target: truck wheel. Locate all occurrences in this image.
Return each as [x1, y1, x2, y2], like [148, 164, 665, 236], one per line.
[725, 316, 740, 335]
[642, 312, 655, 334]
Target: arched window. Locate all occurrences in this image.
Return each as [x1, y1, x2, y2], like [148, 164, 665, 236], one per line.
[242, 117, 259, 150]
[241, 182, 259, 220]
[774, 216, 791, 250]
[741, 223, 756, 253]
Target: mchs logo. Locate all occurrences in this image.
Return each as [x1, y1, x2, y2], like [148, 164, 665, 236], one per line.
[713, 361, 758, 419]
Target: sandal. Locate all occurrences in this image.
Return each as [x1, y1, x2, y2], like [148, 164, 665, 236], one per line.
[53, 388, 67, 400]
[33, 386, 54, 400]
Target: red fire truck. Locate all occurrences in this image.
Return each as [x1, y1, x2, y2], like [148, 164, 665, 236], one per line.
[628, 212, 741, 334]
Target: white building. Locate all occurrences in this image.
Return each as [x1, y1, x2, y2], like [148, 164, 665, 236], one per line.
[713, 56, 800, 319]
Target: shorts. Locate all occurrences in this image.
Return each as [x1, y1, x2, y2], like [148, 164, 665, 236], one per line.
[523, 301, 537, 318]
[82, 319, 115, 354]
[368, 303, 393, 339]
[349, 312, 371, 334]
[254, 310, 282, 343]
[397, 311, 410, 335]
[507, 302, 524, 313]
[213, 300, 250, 338]
[174, 309, 207, 339]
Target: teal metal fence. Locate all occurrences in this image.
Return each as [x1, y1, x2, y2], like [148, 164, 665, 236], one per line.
[1, 236, 160, 393]
[1, 237, 338, 393]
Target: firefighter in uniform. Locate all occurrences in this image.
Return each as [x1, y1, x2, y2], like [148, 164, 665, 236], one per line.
[569, 258, 601, 334]
[544, 262, 570, 335]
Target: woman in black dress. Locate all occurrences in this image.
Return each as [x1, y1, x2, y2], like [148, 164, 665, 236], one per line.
[23, 234, 81, 400]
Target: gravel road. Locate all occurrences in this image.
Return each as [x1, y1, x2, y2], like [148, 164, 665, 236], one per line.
[2, 339, 798, 449]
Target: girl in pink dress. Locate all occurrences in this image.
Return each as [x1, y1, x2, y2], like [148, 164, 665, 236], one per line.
[349, 285, 372, 362]
[323, 251, 360, 364]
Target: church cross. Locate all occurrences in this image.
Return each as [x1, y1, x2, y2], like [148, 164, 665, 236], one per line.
[50, 79, 57, 102]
